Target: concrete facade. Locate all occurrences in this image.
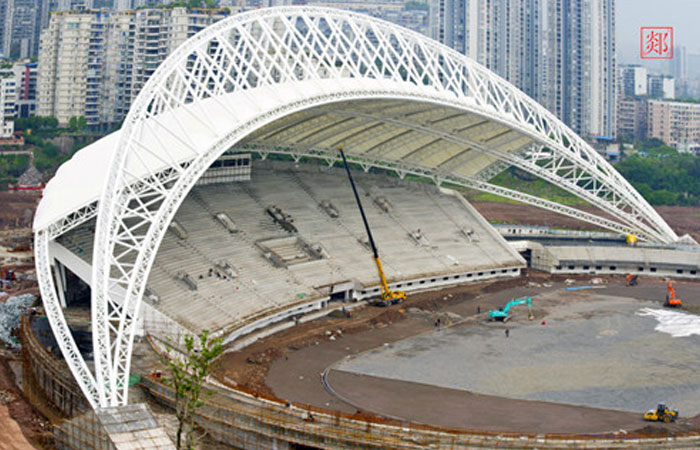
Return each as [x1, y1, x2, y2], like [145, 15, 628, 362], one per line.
[616, 97, 647, 140]
[529, 244, 700, 279]
[38, 8, 230, 127]
[648, 74, 675, 100]
[647, 99, 700, 149]
[0, 78, 15, 138]
[620, 65, 648, 97]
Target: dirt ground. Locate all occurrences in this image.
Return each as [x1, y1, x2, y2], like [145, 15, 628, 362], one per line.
[0, 352, 52, 448]
[0, 193, 39, 231]
[469, 200, 700, 243]
[216, 274, 700, 436]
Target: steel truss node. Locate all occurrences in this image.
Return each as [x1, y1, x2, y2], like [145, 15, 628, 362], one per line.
[33, 6, 679, 408]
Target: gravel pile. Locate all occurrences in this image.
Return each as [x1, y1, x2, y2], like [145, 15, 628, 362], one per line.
[0, 294, 35, 349]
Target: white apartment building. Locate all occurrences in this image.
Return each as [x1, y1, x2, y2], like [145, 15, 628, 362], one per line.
[0, 61, 38, 118]
[648, 74, 675, 100]
[38, 7, 230, 127]
[620, 65, 647, 97]
[0, 80, 15, 138]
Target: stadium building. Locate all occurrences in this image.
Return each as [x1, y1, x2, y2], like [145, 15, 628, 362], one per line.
[29, 7, 700, 449]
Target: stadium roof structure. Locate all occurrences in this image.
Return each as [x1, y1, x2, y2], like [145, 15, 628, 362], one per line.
[33, 6, 682, 409]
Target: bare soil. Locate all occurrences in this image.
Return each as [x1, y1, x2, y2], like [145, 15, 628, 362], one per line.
[0, 352, 52, 447]
[216, 274, 700, 437]
[0, 193, 39, 231]
[470, 200, 700, 242]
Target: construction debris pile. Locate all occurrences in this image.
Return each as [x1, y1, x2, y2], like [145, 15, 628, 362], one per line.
[0, 293, 35, 349]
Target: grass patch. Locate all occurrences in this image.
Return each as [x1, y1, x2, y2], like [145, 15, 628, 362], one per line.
[478, 169, 589, 207]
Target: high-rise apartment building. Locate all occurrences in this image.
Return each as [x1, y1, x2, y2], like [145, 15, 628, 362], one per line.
[589, 0, 616, 138]
[0, 61, 38, 117]
[3, 0, 41, 59]
[430, 0, 541, 99]
[430, 0, 616, 138]
[0, 0, 58, 59]
[55, 0, 93, 10]
[669, 44, 687, 81]
[616, 97, 646, 140]
[38, 8, 229, 127]
[542, 0, 616, 137]
[620, 65, 647, 97]
[648, 74, 675, 100]
[0, 78, 16, 138]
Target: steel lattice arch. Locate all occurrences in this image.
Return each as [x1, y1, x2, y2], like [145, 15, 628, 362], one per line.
[33, 6, 681, 408]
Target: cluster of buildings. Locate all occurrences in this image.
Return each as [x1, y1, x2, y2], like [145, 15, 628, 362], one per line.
[1, 0, 699, 154]
[38, 7, 230, 127]
[0, 0, 617, 139]
[617, 64, 700, 153]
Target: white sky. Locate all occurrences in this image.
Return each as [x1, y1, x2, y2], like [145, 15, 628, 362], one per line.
[617, 0, 700, 63]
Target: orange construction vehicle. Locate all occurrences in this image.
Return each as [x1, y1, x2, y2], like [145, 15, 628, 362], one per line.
[626, 273, 639, 286]
[665, 282, 682, 308]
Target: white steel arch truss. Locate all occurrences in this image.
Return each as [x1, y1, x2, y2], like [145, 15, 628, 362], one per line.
[34, 6, 680, 408]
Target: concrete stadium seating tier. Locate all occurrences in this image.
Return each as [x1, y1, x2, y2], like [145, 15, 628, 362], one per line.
[56, 160, 524, 345]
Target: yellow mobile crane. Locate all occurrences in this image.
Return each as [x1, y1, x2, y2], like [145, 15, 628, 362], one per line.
[339, 146, 406, 307]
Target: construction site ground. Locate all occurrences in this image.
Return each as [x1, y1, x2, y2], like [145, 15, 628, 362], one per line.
[217, 274, 700, 436]
[470, 200, 700, 243]
[0, 351, 51, 449]
[0, 193, 39, 231]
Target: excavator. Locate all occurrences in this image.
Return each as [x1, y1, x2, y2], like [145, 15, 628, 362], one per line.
[665, 282, 682, 308]
[339, 146, 406, 307]
[489, 297, 534, 322]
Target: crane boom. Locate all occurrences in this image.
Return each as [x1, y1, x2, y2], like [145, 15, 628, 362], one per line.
[338, 146, 406, 306]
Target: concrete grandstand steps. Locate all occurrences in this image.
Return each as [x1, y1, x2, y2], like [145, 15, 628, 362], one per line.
[58, 162, 524, 338]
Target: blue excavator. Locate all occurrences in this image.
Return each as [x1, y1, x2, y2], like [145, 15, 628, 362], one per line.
[489, 297, 534, 322]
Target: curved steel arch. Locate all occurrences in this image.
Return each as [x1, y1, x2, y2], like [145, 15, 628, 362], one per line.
[35, 6, 678, 407]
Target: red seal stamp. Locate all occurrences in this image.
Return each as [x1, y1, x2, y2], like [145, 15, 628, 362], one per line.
[641, 27, 673, 59]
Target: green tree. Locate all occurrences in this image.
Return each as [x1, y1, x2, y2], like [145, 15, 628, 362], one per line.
[68, 116, 78, 131]
[77, 116, 87, 131]
[162, 330, 223, 450]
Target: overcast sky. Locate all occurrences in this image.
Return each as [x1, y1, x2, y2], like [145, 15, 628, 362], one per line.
[617, 0, 700, 63]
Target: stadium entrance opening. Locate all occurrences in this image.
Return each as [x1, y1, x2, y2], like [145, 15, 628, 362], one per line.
[330, 280, 355, 301]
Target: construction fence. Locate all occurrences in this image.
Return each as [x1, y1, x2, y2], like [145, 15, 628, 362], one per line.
[20, 313, 88, 421]
[139, 376, 700, 450]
